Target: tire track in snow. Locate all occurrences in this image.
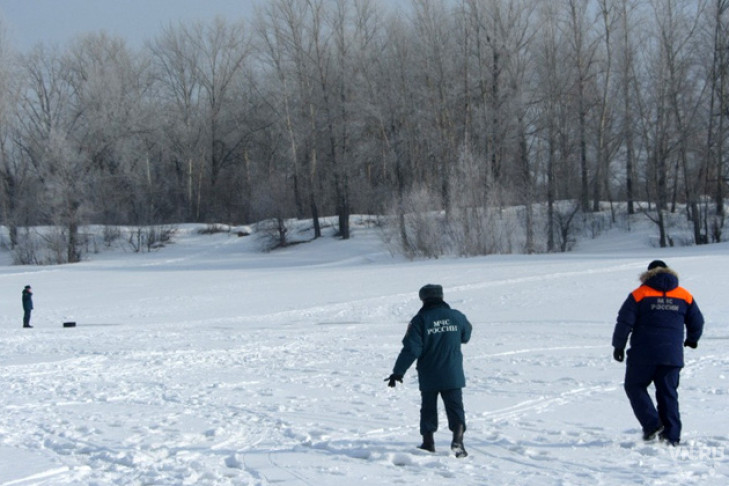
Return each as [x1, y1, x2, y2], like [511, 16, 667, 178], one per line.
[0, 467, 71, 486]
[478, 384, 617, 423]
[241, 451, 317, 486]
[445, 261, 646, 295]
[155, 261, 646, 329]
[472, 344, 604, 359]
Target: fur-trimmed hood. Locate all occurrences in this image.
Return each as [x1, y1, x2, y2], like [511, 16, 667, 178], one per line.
[639, 266, 679, 291]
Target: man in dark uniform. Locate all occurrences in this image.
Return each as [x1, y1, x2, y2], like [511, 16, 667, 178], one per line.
[22, 285, 33, 328]
[612, 260, 704, 446]
[386, 284, 473, 457]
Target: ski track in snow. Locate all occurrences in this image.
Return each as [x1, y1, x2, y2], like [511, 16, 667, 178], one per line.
[1, 226, 728, 485]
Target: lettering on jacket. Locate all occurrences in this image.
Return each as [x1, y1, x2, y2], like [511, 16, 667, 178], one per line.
[650, 298, 680, 311]
[427, 319, 458, 335]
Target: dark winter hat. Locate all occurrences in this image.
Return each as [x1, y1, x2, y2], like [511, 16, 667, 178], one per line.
[419, 284, 443, 301]
[647, 260, 667, 270]
[24, 285, 31, 289]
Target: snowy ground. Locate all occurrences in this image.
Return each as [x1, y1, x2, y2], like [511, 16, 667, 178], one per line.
[0, 219, 727, 485]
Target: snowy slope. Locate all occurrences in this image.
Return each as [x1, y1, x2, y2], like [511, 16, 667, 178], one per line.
[0, 219, 727, 485]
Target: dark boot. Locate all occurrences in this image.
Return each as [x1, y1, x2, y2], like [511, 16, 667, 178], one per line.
[418, 432, 435, 452]
[642, 424, 664, 441]
[451, 424, 468, 458]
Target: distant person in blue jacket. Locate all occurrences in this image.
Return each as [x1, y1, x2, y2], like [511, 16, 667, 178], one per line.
[612, 260, 704, 446]
[22, 285, 33, 328]
[386, 284, 473, 457]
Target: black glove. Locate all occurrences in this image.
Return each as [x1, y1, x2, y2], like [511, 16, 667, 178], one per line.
[385, 374, 403, 387]
[613, 347, 625, 362]
[684, 340, 698, 349]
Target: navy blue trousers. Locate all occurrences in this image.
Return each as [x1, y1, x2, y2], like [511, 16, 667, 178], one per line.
[624, 363, 681, 442]
[420, 389, 466, 435]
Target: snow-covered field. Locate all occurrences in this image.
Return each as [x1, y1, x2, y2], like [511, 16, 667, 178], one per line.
[0, 219, 727, 485]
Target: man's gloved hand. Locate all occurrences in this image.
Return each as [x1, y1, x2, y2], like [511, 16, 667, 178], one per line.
[385, 374, 403, 387]
[684, 340, 698, 349]
[613, 347, 625, 362]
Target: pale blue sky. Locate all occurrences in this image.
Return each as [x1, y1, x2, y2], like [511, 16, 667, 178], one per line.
[0, 0, 259, 51]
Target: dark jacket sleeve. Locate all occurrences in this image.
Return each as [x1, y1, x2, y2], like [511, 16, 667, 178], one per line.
[612, 294, 636, 350]
[461, 314, 472, 344]
[393, 317, 424, 376]
[685, 298, 704, 344]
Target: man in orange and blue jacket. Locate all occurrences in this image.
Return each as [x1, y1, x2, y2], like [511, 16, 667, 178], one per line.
[612, 260, 704, 446]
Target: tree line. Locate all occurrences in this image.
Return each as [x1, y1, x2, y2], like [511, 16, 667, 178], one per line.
[0, 0, 727, 262]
